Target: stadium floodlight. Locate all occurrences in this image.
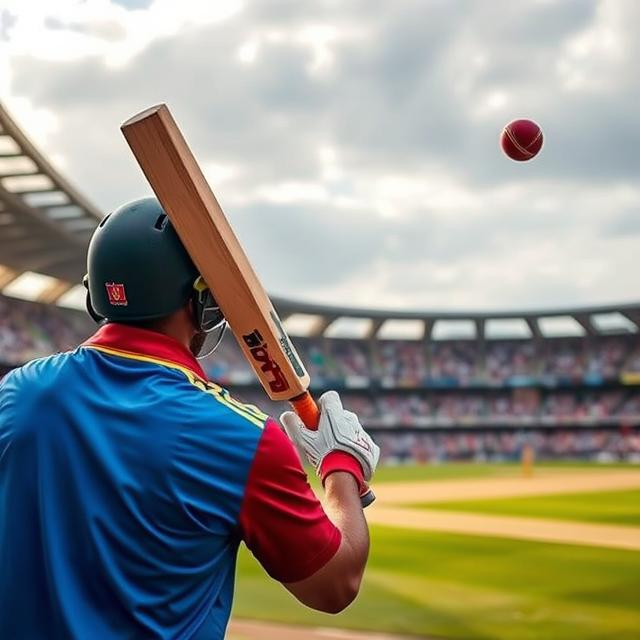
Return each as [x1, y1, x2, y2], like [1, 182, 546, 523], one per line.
[485, 318, 532, 340]
[538, 316, 585, 337]
[0, 156, 37, 175]
[282, 313, 325, 337]
[325, 317, 373, 339]
[22, 191, 69, 207]
[591, 312, 638, 334]
[2, 271, 58, 302]
[56, 284, 87, 311]
[0, 135, 20, 155]
[432, 319, 476, 340]
[44, 205, 85, 220]
[1, 174, 54, 193]
[377, 319, 425, 340]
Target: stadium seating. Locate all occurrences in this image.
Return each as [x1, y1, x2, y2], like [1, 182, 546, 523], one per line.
[1, 293, 639, 463]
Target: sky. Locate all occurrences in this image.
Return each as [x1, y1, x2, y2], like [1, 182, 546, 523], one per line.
[1, 0, 639, 312]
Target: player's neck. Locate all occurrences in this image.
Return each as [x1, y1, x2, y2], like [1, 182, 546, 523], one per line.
[138, 306, 195, 351]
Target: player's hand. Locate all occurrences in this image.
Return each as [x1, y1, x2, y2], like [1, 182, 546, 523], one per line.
[280, 391, 380, 482]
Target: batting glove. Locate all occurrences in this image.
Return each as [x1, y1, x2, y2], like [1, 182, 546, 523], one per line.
[280, 390, 380, 485]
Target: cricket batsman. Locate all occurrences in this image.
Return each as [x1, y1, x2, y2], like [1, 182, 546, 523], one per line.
[0, 197, 380, 639]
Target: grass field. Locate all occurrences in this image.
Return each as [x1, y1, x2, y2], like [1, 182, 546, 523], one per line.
[415, 488, 640, 527]
[231, 463, 640, 639]
[339, 460, 636, 484]
[303, 461, 525, 491]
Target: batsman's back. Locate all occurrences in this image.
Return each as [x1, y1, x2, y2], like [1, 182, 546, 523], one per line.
[0, 340, 268, 640]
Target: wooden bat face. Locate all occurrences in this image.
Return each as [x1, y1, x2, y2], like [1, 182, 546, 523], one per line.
[121, 103, 374, 506]
[121, 104, 310, 402]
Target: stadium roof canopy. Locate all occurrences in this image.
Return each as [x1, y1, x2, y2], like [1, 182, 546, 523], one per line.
[0, 102, 101, 305]
[0, 101, 639, 338]
[274, 299, 640, 340]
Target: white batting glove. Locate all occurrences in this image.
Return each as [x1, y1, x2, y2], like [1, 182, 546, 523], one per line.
[280, 390, 380, 482]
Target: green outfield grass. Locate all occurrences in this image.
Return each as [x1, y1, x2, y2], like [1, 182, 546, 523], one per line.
[415, 488, 640, 527]
[307, 461, 563, 489]
[305, 462, 523, 491]
[231, 463, 640, 639]
[232, 525, 640, 639]
[347, 460, 638, 484]
[368, 462, 523, 483]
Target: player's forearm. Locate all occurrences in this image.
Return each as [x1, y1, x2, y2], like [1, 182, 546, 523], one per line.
[319, 471, 370, 611]
[280, 392, 378, 613]
[323, 471, 370, 571]
[283, 470, 369, 614]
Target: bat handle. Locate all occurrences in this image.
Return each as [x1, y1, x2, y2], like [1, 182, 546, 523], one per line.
[290, 392, 375, 509]
[290, 391, 321, 428]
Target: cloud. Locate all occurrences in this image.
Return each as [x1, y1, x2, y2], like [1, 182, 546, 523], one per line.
[605, 209, 640, 238]
[111, 0, 153, 10]
[0, 10, 17, 41]
[3, 0, 639, 310]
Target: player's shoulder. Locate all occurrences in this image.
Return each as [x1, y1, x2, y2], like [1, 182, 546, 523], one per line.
[2, 350, 76, 389]
[180, 370, 271, 433]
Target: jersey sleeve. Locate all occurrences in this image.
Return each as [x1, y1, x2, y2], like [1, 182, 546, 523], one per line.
[238, 419, 342, 583]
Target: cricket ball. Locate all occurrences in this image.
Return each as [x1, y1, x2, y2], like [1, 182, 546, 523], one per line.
[500, 119, 543, 162]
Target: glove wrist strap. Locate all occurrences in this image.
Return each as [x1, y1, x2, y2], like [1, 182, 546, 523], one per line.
[320, 451, 366, 493]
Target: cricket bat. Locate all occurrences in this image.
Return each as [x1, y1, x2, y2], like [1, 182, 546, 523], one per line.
[121, 104, 374, 507]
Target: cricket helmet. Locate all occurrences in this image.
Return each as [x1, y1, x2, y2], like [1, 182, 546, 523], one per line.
[85, 197, 212, 324]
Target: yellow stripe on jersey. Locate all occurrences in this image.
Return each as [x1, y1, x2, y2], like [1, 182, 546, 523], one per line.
[208, 380, 269, 425]
[83, 345, 203, 381]
[84, 345, 267, 429]
[183, 372, 267, 429]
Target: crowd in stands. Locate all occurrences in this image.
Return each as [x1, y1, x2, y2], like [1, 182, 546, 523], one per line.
[1, 295, 639, 446]
[2, 295, 639, 386]
[378, 340, 427, 387]
[623, 344, 640, 374]
[331, 339, 370, 382]
[203, 335, 254, 384]
[429, 341, 479, 385]
[230, 388, 640, 431]
[375, 428, 640, 463]
[371, 389, 638, 426]
[485, 339, 539, 384]
[205, 334, 640, 387]
[0, 296, 92, 366]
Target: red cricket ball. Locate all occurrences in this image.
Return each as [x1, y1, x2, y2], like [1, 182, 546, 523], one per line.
[500, 119, 543, 161]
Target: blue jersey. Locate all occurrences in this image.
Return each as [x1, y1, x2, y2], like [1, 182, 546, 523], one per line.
[0, 324, 340, 639]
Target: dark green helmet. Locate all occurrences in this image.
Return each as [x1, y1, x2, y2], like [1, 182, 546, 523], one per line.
[85, 197, 199, 322]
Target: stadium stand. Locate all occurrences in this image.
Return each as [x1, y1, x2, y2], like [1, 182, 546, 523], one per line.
[1, 100, 639, 464]
[0, 295, 92, 366]
[2, 291, 639, 464]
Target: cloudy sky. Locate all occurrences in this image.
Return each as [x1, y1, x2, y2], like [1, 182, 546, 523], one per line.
[1, 0, 639, 311]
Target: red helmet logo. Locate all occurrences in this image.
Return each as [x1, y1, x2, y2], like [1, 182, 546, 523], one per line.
[105, 282, 128, 306]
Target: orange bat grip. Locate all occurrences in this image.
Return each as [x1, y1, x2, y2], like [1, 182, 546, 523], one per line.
[290, 391, 321, 429]
[290, 391, 375, 508]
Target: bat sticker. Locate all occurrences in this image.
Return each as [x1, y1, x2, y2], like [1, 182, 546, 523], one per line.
[243, 329, 290, 393]
[270, 311, 306, 378]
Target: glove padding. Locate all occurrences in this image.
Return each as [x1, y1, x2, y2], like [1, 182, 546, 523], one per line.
[280, 390, 380, 482]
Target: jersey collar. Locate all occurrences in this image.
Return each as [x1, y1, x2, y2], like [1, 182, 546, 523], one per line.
[83, 323, 208, 381]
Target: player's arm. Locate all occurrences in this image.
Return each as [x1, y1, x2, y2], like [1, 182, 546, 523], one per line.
[282, 469, 369, 612]
[239, 392, 379, 614]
